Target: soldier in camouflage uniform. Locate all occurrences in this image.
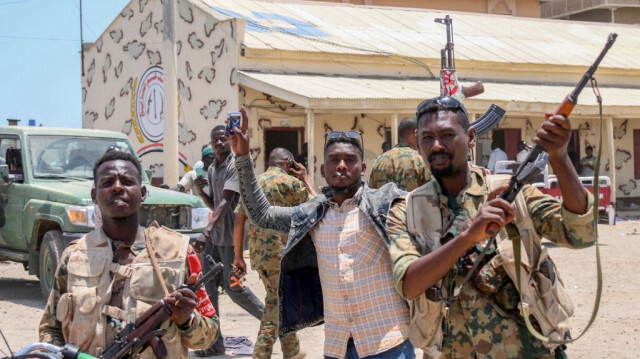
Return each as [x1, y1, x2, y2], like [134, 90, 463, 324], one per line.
[369, 116, 431, 191]
[387, 96, 596, 358]
[233, 148, 316, 359]
[39, 151, 218, 358]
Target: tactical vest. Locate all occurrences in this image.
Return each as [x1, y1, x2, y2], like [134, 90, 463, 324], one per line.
[55, 224, 189, 358]
[405, 175, 573, 356]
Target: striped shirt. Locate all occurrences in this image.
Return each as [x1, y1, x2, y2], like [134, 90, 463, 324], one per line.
[309, 189, 410, 358]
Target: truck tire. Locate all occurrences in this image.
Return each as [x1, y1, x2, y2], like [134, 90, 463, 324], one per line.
[39, 230, 63, 300]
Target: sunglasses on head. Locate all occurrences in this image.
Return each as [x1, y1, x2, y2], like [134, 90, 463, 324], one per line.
[416, 96, 469, 120]
[324, 130, 364, 151]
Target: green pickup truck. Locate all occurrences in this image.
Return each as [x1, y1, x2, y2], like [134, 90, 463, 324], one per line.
[0, 127, 211, 299]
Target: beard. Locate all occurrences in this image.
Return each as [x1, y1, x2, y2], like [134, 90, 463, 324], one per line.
[430, 164, 454, 178]
[428, 151, 454, 179]
[330, 185, 352, 193]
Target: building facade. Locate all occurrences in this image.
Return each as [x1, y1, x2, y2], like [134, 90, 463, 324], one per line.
[82, 0, 640, 208]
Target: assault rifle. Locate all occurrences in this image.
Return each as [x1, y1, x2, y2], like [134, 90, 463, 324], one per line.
[452, 33, 617, 302]
[498, 32, 617, 203]
[100, 255, 222, 359]
[435, 15, 505, 136]
[435, 15, 484, 99]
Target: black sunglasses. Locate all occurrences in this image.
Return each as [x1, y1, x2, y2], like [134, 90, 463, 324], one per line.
[416, 96, 469, 120]
[324, 130, 364, 152]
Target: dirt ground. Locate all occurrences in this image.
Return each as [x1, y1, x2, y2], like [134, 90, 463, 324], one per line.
[1, 221, 639, 358]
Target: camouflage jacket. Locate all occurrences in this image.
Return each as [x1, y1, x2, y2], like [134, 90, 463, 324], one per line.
[369, 143, 431, 191]
[388, 167, 596, 358]
[39, 228, 219, 354]
[235, 166, 312, 270]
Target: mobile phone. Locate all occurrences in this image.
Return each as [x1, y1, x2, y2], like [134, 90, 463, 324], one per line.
[226, 111, 242, 135]
[288, 158, 298, 171]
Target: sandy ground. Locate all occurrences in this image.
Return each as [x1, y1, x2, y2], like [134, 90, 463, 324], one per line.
[1, 221, 639, 358]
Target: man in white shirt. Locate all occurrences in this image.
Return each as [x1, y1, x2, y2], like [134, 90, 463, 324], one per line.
[487, 139, 508, 173]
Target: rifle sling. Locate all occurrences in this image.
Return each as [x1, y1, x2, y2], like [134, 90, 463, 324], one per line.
[514, 80, 604, 345]
[144, 228, 170, 297]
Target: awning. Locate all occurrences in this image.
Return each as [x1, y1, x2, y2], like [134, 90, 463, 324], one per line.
[238, 71, 640, 117]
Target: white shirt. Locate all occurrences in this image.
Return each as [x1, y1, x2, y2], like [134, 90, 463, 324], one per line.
[487, 148, 508, 172]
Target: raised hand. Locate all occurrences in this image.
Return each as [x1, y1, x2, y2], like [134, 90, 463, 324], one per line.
[535, 114, 571, 162]
[230, 106, 250, 156]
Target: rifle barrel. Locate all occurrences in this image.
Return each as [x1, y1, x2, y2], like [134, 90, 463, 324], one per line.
[567, 33, 617, 106]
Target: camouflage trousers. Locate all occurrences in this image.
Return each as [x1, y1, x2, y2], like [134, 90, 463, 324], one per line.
[254, 270, 301, 359]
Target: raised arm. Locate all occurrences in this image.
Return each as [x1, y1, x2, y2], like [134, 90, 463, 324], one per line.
[230, 107, 297, 233]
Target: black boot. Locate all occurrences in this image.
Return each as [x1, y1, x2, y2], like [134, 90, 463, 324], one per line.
[194, 334, 225, 357]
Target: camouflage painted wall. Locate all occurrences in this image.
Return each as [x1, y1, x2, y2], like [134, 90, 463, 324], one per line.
[82, 0, 240, 182]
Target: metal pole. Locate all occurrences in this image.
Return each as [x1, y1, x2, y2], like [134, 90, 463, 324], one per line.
[606, 117, 616, 204]
[306, 109, 315, 188]
[163, 0, 180, 185]
[391, 112, 398, 147]
[79, 0, 84, 76]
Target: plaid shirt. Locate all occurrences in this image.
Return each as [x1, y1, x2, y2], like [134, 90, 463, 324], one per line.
[310, 188, 410, 358]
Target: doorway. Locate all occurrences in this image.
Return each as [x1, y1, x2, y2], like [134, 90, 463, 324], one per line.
[263, 127, 304, 169]
[492, 128, 521, 160]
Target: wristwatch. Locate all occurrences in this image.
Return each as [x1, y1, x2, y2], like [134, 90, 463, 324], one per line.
[177, 312, 196, 331]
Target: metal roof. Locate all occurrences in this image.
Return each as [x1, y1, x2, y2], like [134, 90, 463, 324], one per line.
[239, 71, 640, 115]
[201, 0, 640, 69]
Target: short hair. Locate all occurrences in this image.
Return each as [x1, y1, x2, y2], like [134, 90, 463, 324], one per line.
[268, 148, 294, 167]
[416, 96, 470, 131]
[211, 125, 226, 138]
[93, 150, 143, 185]
[398, 117, 417, 138]
[586, 145, 593, 151]
[491, 138, 501, 150]
[324, 136, 364, 159]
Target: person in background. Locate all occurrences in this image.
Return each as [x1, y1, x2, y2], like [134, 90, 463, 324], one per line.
[170, 145, 215, 194]
[233, 148, 315, 359]
[516, 140, 530, 162]
[369, 117, 431, 191]
[193, 125, 265, 356]
[230, 107, 414, 359]
[487, 137, 508, 173]
[40, 151, 219, 358]
[295, 142, 309, 171]
[381, 141, 391, 153]
[580, 145, 595, 176]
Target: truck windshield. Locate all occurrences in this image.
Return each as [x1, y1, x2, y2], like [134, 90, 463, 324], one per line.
[29, 136, 136, 180]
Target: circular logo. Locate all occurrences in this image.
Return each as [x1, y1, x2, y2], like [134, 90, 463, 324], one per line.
[136, 66, 164, 142]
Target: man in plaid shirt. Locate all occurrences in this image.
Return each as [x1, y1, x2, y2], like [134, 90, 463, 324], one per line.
[230, 109, 414, 359]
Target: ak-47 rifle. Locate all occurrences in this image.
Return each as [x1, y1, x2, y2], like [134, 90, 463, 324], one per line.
[100, 255, 223, 359]
[434, 15, 505, 137]
[451, 33, 617, 304]
[499, 32, 618, 203]
[435, 15, 484, 100]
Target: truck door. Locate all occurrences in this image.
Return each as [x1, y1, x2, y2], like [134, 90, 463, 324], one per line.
[0, 136, 25, 251]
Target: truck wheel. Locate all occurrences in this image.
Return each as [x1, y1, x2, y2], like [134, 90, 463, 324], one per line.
[39, 230, 63, 300]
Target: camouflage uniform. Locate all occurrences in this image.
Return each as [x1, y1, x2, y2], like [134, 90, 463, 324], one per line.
[387, 166, 596, 359]
[39, 229, 219, 354]
[369, 143, 431, 191]
[235, 166, 312, 359]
